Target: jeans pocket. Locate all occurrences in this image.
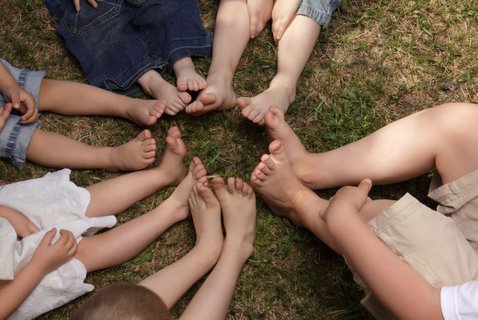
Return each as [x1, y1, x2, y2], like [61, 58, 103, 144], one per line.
[62, 0, 122, 35]
[125, 0, 147, 6]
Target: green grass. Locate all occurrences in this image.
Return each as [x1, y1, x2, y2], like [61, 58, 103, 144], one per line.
[1, 0, 477, 319]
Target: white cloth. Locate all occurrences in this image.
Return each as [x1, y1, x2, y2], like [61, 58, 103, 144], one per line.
[0, 169, 117, 320]
[441, 281, 478, 320]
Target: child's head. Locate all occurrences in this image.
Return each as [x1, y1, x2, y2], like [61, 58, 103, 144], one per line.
[72, 283, 171, 320]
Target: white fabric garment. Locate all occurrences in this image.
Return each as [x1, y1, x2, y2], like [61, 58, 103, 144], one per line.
[441, 281, 478, 320]
[0, 169, 117, 320]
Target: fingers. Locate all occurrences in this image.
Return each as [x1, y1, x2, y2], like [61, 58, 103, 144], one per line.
[87, 0, 98, 8]
[73, 0, 80, 11]
[58, 229, 78, 256]
[357, 178, 372, 194]
[40, 228, 57, 247]
[19, 92, 38, 123]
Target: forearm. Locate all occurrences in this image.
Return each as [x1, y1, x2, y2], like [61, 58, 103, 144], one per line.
[179, 240, 249, 320]
[139, 245, 219, 309]
[327, 213, 443, 320]
[0, 262, 46, 319]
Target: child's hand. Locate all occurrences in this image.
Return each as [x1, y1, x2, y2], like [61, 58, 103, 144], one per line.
[2, 84, 38, 124]
[72, 0, 98, 12]
[320, 179, 372, 222]
[0, 205, 39, 238]
[31, 228, 78, 274]
[247, 0, 273, 38]
[271, 0, 301, 43]
[0, 104, 13, 133]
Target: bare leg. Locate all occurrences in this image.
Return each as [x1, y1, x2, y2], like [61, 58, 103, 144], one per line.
[139, 181, 223, 309]
[26, 129, 157, 171]
[137, 70, 192, 116]
[185, 0, 250, 116]
[84, 127, 190, 217]
[251, 140, 395, 251]
[238, 15, 320, 124]
[75, 157, 207, 272]
[180, 177, 256, 320]
[38, 79, 165, 126]
[265, 103, 478, 189]
[173, 57, 207, 92]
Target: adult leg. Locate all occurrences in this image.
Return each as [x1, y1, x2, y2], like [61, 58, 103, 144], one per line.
[76, 158, 207, 272]
[26, 128, 156, 171]
[38, 79, 165, 126]
[239, 14, 320, 124]
[266, 103, 478, 189]
[185, 0, 250, 115]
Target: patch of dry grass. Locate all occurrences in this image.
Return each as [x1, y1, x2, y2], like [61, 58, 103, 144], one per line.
[0, 0, 476, 319]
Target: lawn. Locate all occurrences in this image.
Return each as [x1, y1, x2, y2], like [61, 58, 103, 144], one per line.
[0, 0, 477, 319]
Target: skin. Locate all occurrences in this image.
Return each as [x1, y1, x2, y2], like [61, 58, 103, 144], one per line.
[251, 103, 478, 318]
[0, 130, 204, 318]
[1, 60, 169, 171]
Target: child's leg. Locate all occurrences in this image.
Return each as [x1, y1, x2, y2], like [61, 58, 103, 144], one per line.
[137, 70, 193, 116]
[251, 140, 395, 251]
[139, 181, 223, 309]
[173, 57, 207, 92]
[75, 157, 207, 272]
[185, 0, 250, 115]
[84, 127, 189, 217]
[180, 177, 256, 319]
[38, 79, 165, 126]
[265, 103, 478, 189]
[239, 14, 320, 124]
[26, 128, 156, 171]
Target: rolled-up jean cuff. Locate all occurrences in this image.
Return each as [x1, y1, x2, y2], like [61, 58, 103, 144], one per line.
[297, 0, 341, 27]
[0, 59, 45, 105]
[0, 115, 40, 169]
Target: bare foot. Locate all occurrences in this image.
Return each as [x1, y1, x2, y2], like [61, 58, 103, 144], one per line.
[212, 176, 256, 259]
[264, 107, 317, 186]
[250, 140, 328, 227]
[126, 99, 166, 126]
[138, 70, 192, 116]
[173, 57, 207, 92]
[163, 157, 208, 222]
[155, 126, 188, 185]
[189, 181, 223, 259]
[185, 75, 236, 116]
[109, 129, 156, 171]
[238, 82, 295, 125]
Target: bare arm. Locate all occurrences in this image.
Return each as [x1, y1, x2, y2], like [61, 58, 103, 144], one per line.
[0, 228, 77, 318]
[324, 180, 443, 320]
[0, 204, 39, 238]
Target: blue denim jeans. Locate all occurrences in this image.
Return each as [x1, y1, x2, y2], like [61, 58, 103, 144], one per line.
[0, 60, 43, 169]
[45, 0, 213, 95]
[298, 0, 341, 27]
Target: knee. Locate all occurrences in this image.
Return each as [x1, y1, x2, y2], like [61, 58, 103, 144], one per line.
[429, 102, 478, 129]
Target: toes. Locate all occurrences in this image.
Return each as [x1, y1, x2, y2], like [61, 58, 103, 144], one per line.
[168, 126, 181, 139]
[234, 178, 244, 192]
[237, 97, 251, 109]
[226, 177, 235, 193]
[138, 129, 151, 141]
[211, 176, 226, 192]
[178, 91, 192, 104]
